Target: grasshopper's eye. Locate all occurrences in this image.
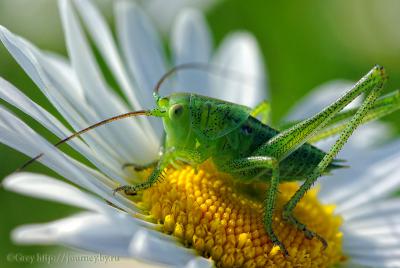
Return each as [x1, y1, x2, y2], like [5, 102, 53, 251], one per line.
[169, 104, 184, 119]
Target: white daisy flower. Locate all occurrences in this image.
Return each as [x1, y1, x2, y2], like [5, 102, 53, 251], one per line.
[1, 0, 400, 268]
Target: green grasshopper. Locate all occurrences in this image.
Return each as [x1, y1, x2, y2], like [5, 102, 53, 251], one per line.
[20, 64, 400, 256]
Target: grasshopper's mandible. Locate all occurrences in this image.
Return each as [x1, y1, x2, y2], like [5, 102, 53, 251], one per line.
[20, 64, 400, 255]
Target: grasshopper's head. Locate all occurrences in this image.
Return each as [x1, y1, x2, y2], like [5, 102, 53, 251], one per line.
[154, 92, 194, 148]
[153, 92, 252, 147]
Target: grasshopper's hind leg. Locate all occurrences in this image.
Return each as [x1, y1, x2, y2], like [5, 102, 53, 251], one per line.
[281, 66, 387, 247]
[250, 65, 386, 252]
[220, 156, 289, 255]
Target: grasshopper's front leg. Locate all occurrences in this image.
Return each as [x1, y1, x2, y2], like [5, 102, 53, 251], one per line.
[220, 156, 288, 255]
[114, 147, 206, 196]
[114, 156, 168, 196]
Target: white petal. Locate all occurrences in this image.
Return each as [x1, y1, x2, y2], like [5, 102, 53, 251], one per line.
[344, 199, 400, 224]
[339, 262, 370, 268]
[343, 234, 400, 267]
[2, 173, 107, 212]
[345, 233, 400, 248]
[115, 1, 165, 138]
[345, 224, 400, 238]
[0, 106, 146, 215]
[73, 0, 139, 109]
[183, 257, 213, 268]
[349, 258, 400, 268]
[12, 212, 160, 257]
[318, 136, 400, 207]
[129, 229, 196, 266]
[0, 106, 88, 188]
[72, 0, 158, 146]
[59, 0, 127, 118]
[0, 26, 88, 132]
[59, 0, 158, 163]
[344, 202, 400, 238]
[342, 201, 400, 263]
[0, 25, 139, 173]
[0, 77, 71, 140]
[329, 145, 400, 213]
[38, 53, 128, 160]
[0, 77, 127, 183]
[170, 9, 211, 95]
[211, 32, 267, 108]
[42, 52, 85, 102]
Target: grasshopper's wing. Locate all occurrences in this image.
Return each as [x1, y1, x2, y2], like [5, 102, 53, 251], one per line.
[281, 90, 400, 143]
[189, 94, 251, 140]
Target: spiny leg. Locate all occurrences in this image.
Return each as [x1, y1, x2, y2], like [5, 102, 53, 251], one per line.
[114, 158, 166, 196]
[114, 142, 173, 196]
[251, 100, 271, 124]
[114, 147, 205, 196]
[220, 156, 288, 256]
[282, 66, 386, 247]
[250, 66, 386, 248]
[255, 65, 387, 160]
[280, 90, 400, 143]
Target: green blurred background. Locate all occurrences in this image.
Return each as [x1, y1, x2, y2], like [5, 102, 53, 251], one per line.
[1, 0, 400, 267]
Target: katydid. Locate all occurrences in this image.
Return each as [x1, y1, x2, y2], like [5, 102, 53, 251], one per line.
[18, 64, 400, 256]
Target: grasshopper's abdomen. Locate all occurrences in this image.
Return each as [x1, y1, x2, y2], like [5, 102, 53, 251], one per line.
[213, 116, 343, 182]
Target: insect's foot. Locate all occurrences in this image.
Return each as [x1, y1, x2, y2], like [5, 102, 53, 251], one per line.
[274, 241, 289, 257]
[113, 185, 137, 196]
[314, 232, 328, 250]
[266, 229, 289, 257]
[282, 211, 328, 250]
[298, 224, 328, 250]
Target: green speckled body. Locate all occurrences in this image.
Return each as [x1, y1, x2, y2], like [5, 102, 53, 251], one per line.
[19, 63, 396, 256]
[114, 65, 395, 255]
[211, 116, 335, 182]
[162, 92, 340, 183]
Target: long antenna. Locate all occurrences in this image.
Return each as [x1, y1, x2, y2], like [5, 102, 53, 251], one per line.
[17, 62, 257, 172]
[153, 62, 258, 95]
[16, 110, 150, 172]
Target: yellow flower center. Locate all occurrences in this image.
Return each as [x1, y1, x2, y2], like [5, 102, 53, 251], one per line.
[137, 162, 345, 268]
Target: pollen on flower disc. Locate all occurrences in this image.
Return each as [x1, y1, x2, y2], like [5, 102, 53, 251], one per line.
[139, 162, 345, 268]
